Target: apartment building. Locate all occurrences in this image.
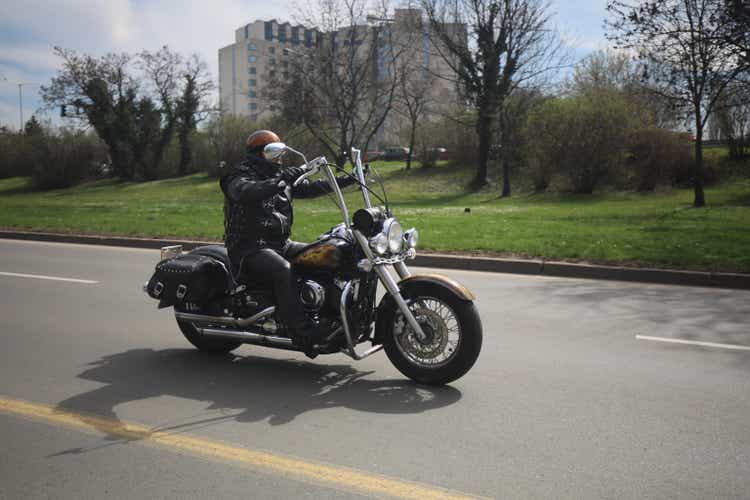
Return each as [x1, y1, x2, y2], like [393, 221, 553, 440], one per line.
[218, 10, 464, 146]
[219, 20, 320, 121]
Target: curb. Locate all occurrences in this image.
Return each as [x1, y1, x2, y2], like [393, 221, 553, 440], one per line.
[1, 230, 749, 290]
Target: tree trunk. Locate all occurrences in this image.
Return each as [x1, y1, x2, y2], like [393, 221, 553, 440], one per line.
[406, 121, 417, 170]
[501, 156, 511, 197]
[693, 115, 705, 207]
[474, 113, 492, 189]
[500, 122, 511, 197]
[178, 131, 191, 176]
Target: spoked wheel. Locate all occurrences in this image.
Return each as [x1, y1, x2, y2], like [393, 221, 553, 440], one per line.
[381, 284, 482, 385]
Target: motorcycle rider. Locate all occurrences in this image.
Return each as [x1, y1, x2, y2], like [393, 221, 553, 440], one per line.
[220, 130, 356, 351]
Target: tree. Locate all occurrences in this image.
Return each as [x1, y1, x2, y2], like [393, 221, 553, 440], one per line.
[497, 87, 541, 195]
[175, 55, 214, 175]
[272, 0, 401, 167]
[24, 116, 44, 137]
[607, 0, 750, 207]
[394, 41, 435, 170]
[711, 80, 750, 158]
[139, 46, 183, 176]
[421, 0, 564, 189]
[41, 48, 141, 179]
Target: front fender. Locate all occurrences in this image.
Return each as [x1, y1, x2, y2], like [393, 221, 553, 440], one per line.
[398, 273, 476, 301]
[374, 273, 476, 344]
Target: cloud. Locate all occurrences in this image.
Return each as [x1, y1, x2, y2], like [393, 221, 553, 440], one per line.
[0, 45, 61, 73]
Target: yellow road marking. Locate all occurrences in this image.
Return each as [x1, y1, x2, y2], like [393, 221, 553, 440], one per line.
[0, 396, 482, 500]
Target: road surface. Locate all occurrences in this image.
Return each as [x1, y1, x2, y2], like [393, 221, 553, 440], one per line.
[0, 239, 748, 499]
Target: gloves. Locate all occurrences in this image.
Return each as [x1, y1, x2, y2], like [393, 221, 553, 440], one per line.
[280, 166, 305, 183]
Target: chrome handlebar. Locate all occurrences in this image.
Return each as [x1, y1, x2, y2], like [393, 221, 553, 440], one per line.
[293, 156, 326, 187]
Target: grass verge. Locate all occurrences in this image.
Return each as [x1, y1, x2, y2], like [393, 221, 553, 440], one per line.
[1, 161, 749, 272]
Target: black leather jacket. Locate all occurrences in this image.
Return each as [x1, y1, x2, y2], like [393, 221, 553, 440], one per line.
[220, 153, 354, 270]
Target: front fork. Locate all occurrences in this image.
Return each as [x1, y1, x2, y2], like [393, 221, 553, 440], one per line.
[350, 229, 427, 343]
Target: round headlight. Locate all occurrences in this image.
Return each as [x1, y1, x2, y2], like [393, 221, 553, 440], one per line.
[370, 233, 388, 255]
[386, 219, 403, 253]
[404, 228, 418, 248]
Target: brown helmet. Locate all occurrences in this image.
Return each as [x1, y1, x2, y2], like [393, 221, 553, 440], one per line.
[246, 129, 281, 153]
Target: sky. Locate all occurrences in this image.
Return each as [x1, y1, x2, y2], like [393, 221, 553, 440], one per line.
[0, 0, 611, 130]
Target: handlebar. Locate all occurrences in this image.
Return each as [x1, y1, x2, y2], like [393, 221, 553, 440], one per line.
[292, 156, 326, 187]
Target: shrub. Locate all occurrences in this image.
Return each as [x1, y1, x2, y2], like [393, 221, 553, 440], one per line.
[205, 114, 258, 177]
[526, 92, 633, 193]
[28, 128, 108, 189]
[626, 129, 695, 190]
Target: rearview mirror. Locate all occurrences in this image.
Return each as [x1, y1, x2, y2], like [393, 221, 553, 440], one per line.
[263, 142, 287, 160]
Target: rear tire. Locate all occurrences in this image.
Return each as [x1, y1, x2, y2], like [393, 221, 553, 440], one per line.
[380, 284, 482, 385]
[176, 318, 242, 354]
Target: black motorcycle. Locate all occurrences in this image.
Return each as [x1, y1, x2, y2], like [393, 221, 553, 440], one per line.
[145, 144, 482, 385]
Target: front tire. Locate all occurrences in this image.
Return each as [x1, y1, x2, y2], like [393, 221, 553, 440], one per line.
[379, 284, 482, 385]
[176, 318, 242, 354]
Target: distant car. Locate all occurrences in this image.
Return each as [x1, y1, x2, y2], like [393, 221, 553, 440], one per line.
[364, 150, 384, 162]
[428, 147, 448, 161]
[383, 147, 410, 161]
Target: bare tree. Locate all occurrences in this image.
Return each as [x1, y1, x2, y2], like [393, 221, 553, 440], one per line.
[607, 0, 750, 207]
[139, 46, 182, 173]
[420, 0, 565, 190]
[711, 80, 750, 158]
[175, 54, 215, 175]
[272, 0, 401, 166]
[392, 16, 436, 170]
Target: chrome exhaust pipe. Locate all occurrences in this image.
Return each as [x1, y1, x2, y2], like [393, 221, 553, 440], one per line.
[198, 326, 295, 348]
[175, 307, 275, 328]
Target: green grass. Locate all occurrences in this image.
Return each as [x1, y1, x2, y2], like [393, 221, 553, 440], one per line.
[1, 160, 749, 272]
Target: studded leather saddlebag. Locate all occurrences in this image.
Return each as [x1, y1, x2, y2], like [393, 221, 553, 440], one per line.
[146, 254, 228, 308]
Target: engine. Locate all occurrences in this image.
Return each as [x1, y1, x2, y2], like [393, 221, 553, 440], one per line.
[299, 280, 326, 311]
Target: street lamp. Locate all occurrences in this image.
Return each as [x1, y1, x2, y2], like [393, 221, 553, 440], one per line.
[17, 82, 39, 132]
[0, 77, 39, 131]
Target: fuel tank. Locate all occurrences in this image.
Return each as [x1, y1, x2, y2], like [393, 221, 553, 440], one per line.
[291, 237, 353, 272]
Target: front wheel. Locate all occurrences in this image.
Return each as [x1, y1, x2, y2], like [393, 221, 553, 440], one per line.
[379, 284, 482, 385]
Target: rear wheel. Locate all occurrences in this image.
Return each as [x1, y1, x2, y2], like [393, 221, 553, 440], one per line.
[175, 316, 241, 354]
[380, 284, 482, 385]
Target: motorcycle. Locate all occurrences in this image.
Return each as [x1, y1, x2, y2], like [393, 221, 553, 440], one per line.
[144, 143, 482, 385]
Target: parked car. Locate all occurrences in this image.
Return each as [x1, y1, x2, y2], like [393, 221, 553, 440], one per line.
[364, 150, 383, 162]
[383, 147, 410, 161]
[428, 147, 448, 161]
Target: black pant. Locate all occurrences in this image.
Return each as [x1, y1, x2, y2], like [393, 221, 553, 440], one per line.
[237, 241, 308, 330]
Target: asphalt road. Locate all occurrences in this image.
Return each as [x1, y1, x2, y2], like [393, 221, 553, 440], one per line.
[0, 239, 748, 500]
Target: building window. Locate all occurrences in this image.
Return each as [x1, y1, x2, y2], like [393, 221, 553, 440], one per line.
[278, 27, 287, 42]
[248, 55, 257, 63]
[244, 25, 248, 39]
[248, 67, 256, 75]
[292, 27, 300, 44]
[282, 72, 289, 80]
[250, 102, 258, 111]
[268, 46, 275, 54]
[248, 79, 257, 87]
[247, 43, 257, 51]
[248, 90, 257, 98]
[269, 70, 276, 78]
[304, 29, 312, 47]
[264, 21, 274, 40]
[269, 57, 276, 65]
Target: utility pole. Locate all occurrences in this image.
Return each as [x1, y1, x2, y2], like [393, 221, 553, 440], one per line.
[18, 83, 23, 132]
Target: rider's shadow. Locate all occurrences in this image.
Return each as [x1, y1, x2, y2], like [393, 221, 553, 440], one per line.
[55, 348, 461, 441]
